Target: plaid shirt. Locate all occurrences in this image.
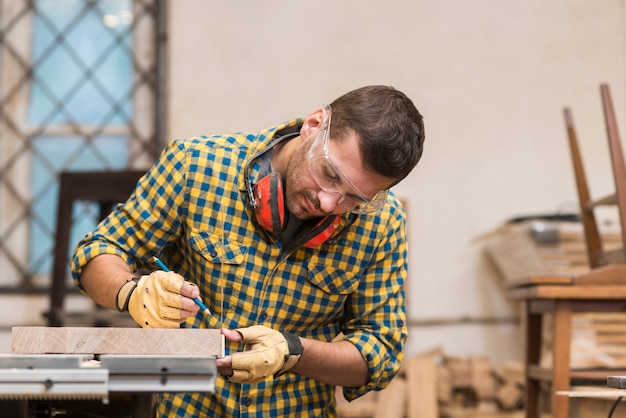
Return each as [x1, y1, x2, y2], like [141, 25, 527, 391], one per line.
[71, 118, 408, 417]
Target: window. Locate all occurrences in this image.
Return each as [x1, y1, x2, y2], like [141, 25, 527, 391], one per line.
[0, 0, 165, 291]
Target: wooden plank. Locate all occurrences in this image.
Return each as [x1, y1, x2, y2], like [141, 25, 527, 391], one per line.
[573, 264, 626, 285]
[600, 84, 626, 266]
[557, 388, 626, 398]
[504, 275, 573, 289]
[574, 324, 626, 334]
[552, 301, 572, 418]
[373, 376, 406, 418]
[507, 284, 626, 300]
[470, 356, 496, 400]
[573, 312, 626, 322]
[482, 226, 548, 282]
[406, 350, 439, 418]
[12, 327, 222, 356]
[564, 107, 605, 269]
[335, 386, 377, 417]
[590, 334, 626, 344]
[530, 365, 626, 381]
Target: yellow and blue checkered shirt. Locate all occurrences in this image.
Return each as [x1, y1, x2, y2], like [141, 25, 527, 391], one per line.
[71, 118, 408, 417]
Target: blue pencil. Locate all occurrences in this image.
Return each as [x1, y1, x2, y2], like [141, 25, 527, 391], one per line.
[153, 256, 213, 315]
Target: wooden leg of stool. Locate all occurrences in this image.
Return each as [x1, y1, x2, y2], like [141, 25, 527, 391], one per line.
[525, 302, 542, 418]
[552, 300, 572, 418]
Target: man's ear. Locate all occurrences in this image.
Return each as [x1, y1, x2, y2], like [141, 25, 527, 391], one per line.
[299, 108, 325, 142]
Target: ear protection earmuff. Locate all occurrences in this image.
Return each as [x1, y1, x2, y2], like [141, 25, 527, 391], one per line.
[252, 171, 340, 248]
[253, 172, 286, 234]
[245, 133, 340, 248]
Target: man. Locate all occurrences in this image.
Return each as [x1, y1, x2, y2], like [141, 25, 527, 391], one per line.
[71, 85, 425, 417]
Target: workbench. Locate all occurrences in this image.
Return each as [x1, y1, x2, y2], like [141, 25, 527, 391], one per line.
[505, 264, 626, 418]
[5, 327, 223, 418]
[0, 353, 217, 417]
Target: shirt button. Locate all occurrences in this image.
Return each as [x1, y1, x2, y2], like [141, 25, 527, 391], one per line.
[243, 398, 252, 407]
[210, 250, 218, 257]
[328, 284, 337, 292]
[259, 312, 268, 321]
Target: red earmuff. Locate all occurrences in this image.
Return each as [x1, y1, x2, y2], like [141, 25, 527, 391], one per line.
[303, 216, 341, 248]
[254, 172, 285, 233]
[253, 172, 340, 248]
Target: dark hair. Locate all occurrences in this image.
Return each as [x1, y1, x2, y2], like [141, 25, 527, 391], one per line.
[330, 85, 425, 185]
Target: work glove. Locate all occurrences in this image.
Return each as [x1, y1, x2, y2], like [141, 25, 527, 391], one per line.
[115, 271, 185, 328]
[229, 325, 304, 383]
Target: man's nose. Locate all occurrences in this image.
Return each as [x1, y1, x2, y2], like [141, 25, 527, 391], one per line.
[317, 189, 343, 213]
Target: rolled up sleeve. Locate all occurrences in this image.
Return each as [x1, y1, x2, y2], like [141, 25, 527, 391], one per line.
[70, 139, 189, 290]
[340, 199, 408, 400]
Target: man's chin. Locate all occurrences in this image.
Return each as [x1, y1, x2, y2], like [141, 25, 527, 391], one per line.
[291, 209, 315, 221]
[288, 203, 317, 221]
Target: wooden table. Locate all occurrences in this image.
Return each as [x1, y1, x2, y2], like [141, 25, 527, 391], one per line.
[506, 264, 626, 418]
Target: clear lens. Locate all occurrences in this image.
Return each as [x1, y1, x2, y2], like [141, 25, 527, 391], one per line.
[308, 156, 365, 210]
[306, 105, 388, 214]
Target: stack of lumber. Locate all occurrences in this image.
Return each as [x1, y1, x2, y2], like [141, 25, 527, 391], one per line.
[481, 220, 622, 282]
[336, 349, 525, 418]
[540, 312, 626, 369]
[571, 313, 626, 368]
[482, 220, 626, 369]
[438, 356, 524, 417]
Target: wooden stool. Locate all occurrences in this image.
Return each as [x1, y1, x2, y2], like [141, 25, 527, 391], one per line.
[506, 266, 626, 418]
[47, 170, 145, 327]
[564, 83, 626, 267]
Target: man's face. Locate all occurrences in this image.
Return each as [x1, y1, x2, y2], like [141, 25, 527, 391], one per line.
[284, 125, 392, 220]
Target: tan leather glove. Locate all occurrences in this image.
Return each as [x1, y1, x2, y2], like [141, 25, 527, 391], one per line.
[115, 271, 185, 328]
[229, 325, 304, 383]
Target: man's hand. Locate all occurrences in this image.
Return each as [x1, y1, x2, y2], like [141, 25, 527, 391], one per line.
[116, 270, 200, 328]
[217, 326, 303, 383]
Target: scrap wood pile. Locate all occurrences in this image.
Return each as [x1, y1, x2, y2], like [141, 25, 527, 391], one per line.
[439, 356, 525, 417]
[541, 312, 626, 369]
[336, 348, 525, 418]
[482, 220, 626, 369]
[481, 220, 622, 282]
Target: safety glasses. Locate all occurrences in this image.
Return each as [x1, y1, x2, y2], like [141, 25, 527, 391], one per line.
[307, 105, 388, 214]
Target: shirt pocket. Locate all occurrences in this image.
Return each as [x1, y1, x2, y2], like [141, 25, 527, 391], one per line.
[188, 228, 247, 265]
[304, 262, 360, 295]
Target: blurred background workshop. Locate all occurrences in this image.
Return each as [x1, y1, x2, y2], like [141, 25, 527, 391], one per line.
[1, 1, 626, 417]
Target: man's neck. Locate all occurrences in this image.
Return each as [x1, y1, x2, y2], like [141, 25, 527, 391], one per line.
[271, 135, 301, 177]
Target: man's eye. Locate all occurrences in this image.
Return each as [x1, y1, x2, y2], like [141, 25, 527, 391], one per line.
[321, 164, 341, 186]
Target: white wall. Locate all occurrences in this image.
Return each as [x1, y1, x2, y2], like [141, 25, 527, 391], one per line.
[166, 0, 626, 365]
[0, 1, 621, 363]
